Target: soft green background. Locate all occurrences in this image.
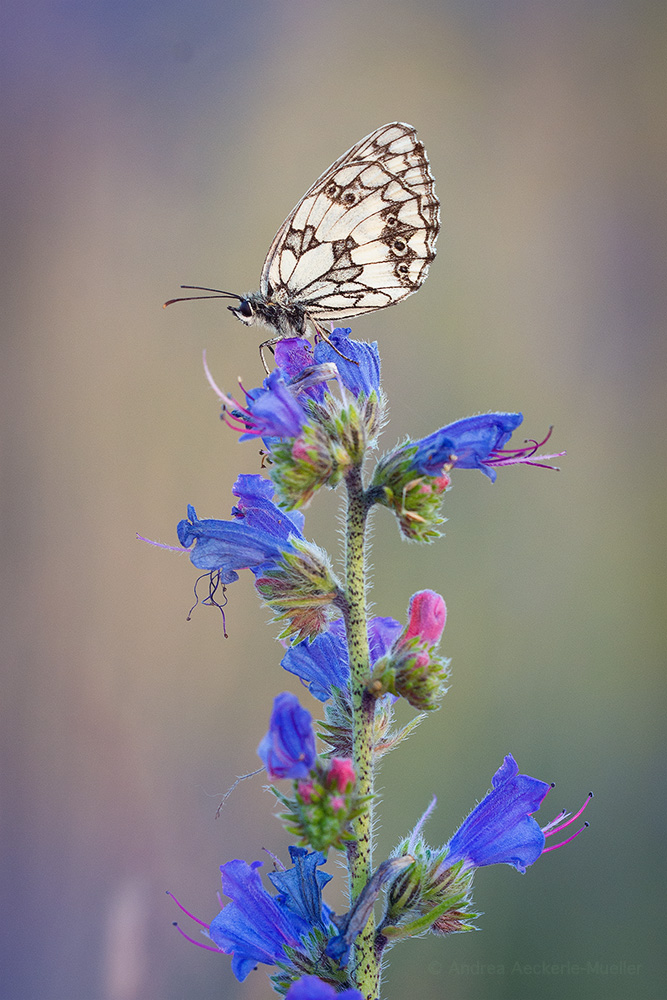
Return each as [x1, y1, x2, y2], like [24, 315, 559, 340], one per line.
[3, 2, 665, 999]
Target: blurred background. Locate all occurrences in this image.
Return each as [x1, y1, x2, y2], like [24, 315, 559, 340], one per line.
[2, 1, 665, 998]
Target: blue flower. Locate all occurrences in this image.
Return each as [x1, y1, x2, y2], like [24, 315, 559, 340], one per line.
[314, 327, 381, 398]
[239, 369, 308, 441]
[273, 339, 331, 404]
[286, 976, 363, 1000]
[208, 849, 332, 982]
[281, 616, 403, 701]
[268, 845, 334, 931]
[257, 692, 317, 780]
[231, 474, 305, 539]
[444, 754, 552, 873]
[412, 413, 524, 482]
[411, 414, 565, 483]
[279, 627, 349, 701]
[177, 475, 303, 583]
[205, 342, 334, 444]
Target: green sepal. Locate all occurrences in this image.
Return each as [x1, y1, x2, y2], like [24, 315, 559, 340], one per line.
[255, 538, 341, 643]
[381, 890, 475, 941]
[368, 440, 450, 541]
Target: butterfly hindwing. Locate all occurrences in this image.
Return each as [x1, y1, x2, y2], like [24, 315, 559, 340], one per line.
[260, 122, 439, 322]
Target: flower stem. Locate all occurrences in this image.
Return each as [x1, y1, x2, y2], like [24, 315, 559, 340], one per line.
[344, 465, 377, 999]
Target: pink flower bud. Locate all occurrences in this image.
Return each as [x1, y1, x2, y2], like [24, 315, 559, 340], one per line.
[328, 757, 356, 792]
[291, 437, 312, 462]
[297, 781, 314, 803]
[403, 590, 447, 646]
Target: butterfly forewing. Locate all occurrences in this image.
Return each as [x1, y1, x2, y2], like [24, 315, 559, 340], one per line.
[259, 122, 439, 322]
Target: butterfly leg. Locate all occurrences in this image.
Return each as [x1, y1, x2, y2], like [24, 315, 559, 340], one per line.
[258, 338, 280, 375]
[313, 323, 359, 367]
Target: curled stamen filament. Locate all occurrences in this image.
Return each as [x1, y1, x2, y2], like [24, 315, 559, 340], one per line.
[202, 351, 255, 428]
[542, 822, 590, 854]
[167, 891, 222, 952]
[541, 792, 593, 854]
[173, 923, 221, 952]
[166, 890, 209, 927]
[488, 426, 566, 471]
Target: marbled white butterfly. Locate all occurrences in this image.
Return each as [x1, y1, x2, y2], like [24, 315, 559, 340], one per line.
[166, 122, 440, 370]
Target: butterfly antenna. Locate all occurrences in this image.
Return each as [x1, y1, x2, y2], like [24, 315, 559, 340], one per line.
[164, 286, 243, 307]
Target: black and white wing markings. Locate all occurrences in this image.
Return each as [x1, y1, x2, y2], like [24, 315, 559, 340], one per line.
[260, 122, 440, 321]
[165, 123, 439, 370]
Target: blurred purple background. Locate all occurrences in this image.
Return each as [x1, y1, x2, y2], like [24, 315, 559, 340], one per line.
[3, 2, 665, 998]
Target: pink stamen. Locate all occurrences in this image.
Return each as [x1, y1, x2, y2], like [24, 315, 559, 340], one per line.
[490, 452, 565, 469]
[136, 534, 186, 553]
[543, 792, 593, 838]
[542, 822, 589, 854]
[541, 808, 568, 834]
[221, 409, 252, 432]
[202, 350, 229, 403]
[202, 351, 256, 427]
[172, 922, 221, 952]
[166, 890, 209, 928]
[487, 427, 565, 472]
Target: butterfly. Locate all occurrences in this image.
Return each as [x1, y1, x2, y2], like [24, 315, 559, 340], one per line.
[166, 122, 440, 371]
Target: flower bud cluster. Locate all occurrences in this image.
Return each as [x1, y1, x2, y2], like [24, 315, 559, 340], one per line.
[369, 590, 450, 710]
[256, 537, 342, 642]
[379, 841, 477, 942]
[208, 330, 385, 511]
[369, 444, 450, 541]
[274, 756, 367, 853]
[270, 388, 383, 510]
[258, 692, 367, 853]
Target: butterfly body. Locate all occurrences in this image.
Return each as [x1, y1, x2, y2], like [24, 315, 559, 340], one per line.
[167, 123, 439, 369]
[228, 290, 310, 339]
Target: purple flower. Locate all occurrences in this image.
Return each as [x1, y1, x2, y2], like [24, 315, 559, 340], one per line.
[412, 413, 524, 482]
[281, 616, 403, 701]
[267, 845, 333, 931]
[208, 849, 332, 982]
[286, 975, 363, 1000]
[444, 754, 552, 873]
[177, 475, 303, 583]
[314, 327, 381, 398]
[204, 340, 338, 445]
[411, 414, 566, 483]
[231, 474, 305, 539]
[280, 627, 349, 702]
[238, 369, 308, 441]
[258, 692, 317, 780]
[274, 339, 331, 404]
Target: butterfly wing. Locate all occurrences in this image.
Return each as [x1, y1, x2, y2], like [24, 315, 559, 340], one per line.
[259, 122, 440, 321]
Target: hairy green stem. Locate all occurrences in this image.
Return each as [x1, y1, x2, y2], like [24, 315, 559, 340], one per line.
[344, 466, 377, 999]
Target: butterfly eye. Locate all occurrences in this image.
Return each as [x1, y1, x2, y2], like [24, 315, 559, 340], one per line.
[238, 300, 253, 318]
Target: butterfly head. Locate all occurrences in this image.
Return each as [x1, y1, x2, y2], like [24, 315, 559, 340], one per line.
[227, 296, 256, 327]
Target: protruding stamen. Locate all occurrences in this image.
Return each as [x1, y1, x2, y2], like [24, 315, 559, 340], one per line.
[543, 792, 593, 838]
[136, 534, 185, 553]
[166, 890, 209, 928]
[542, 821, 589, 854]
[172, 922, 221, 951]
[485, 425, 565, 473]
